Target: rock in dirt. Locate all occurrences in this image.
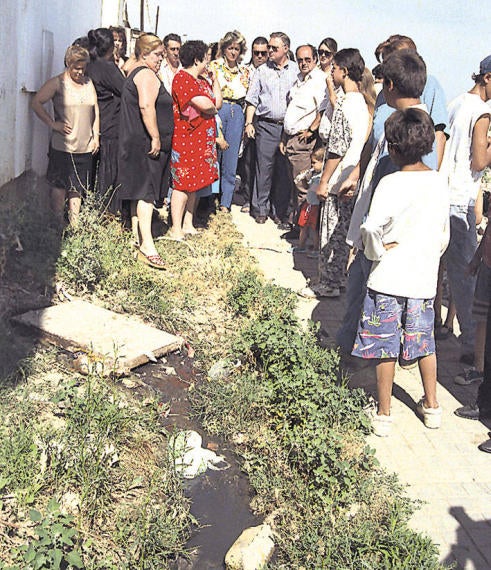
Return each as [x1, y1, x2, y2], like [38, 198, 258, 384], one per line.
[225, 524, 274, 570]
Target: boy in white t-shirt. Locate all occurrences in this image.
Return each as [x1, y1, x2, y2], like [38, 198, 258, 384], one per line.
[441, 55, 491, 364]
[352, 108, 449, 436]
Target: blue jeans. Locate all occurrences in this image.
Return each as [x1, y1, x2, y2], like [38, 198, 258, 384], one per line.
[336, 250, 372, 354]
[218, 102, 244, 209]
[444, 204, 477, 354]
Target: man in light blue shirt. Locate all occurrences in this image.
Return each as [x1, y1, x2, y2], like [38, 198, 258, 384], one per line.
[245, 32, 298, 225]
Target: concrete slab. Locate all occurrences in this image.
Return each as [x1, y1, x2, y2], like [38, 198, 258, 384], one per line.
[13, 299, 182, 375]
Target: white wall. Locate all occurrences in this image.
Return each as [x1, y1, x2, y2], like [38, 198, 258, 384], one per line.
[0, 0, 124, 189]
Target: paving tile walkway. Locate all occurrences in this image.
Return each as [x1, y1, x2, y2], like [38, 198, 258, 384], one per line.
[230, 205, 491, 570]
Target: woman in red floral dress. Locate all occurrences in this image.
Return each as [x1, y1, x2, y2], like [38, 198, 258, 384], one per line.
[170, 40, 222, 239]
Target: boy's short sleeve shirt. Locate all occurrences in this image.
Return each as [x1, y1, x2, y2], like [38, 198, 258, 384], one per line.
[361, 170, 449, 299]
[372, 74, 448, 144]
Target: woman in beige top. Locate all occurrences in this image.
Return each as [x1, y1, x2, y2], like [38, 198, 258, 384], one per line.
[32, 45, 100, 226]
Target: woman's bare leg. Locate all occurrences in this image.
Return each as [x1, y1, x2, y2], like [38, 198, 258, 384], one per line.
[130, 201, 139, 245]
[170, 189, 188, 239]
[183, 192, 198, 234]
[137, 200, 158, 256]
[67, 194, 81, 227]
[50, 187, 66, 224]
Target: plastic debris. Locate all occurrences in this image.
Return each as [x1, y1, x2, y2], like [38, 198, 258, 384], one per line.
[168, 430, 230, 479]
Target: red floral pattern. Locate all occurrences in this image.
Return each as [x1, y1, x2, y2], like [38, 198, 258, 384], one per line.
[171, 71, 218, 192]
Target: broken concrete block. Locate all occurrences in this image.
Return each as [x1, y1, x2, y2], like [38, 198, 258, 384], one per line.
[13, 299, 183, 375]
[225, 524, 274, 570]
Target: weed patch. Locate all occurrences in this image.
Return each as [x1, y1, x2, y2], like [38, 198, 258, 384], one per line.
[0, 349, 192, 569]
[192, 270, 446, 568]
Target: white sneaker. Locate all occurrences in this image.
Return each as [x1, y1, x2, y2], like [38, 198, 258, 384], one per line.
[298, 286, 319, 299]
[364, 403, 392, 437]
[416, 398, 442, 429]
[298, 285, 340, 299]
[371, 412, 393, 437]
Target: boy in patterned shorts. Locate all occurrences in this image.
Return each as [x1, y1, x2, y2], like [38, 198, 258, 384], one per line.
[352, 108, 449, 436]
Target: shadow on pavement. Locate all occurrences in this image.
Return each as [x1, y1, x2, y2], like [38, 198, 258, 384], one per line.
[442, 506, 491, 570]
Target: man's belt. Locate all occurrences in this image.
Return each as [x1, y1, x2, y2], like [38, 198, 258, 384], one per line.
[258, 116, 284, 125]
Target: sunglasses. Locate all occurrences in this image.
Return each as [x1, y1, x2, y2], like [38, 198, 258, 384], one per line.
[267, 44, 280, 51]
[318, 49, 333, 57]
[297, 57, 313, 63]
[253, 50, 268, 56]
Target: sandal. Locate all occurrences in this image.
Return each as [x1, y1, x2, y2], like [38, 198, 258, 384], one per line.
[137, 249, 166, 270]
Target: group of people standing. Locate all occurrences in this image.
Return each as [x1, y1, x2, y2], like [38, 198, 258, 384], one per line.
[31, 26, 491, 447]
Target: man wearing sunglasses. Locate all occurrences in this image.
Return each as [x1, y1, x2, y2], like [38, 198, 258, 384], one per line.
[280, 44, 327, 226]
[245, 32, 298, 225]
[236, 37, 268, 213]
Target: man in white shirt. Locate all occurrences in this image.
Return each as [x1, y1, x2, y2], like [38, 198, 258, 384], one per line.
[441, 54, 491, 363]
[280, 44, 327, 226]
[160, 33, 182, 94]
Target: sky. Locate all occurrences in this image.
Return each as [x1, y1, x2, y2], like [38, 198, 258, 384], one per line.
[127, 0, 491, 103]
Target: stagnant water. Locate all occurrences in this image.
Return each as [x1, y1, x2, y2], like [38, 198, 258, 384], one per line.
[132, 351, 260, 569]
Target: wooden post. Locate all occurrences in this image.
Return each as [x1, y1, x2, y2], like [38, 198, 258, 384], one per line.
[155, 5, 159, 35]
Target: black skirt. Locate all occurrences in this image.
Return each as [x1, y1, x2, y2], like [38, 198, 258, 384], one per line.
[46, 146, 94, 195]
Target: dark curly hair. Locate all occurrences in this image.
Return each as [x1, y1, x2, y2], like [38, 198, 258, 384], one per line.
[385, 108, 435, 166]
[179, 40, 208, 69]
[333, 48, 365, 83]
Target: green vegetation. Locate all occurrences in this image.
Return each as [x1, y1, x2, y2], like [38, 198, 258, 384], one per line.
[1, 199, 448, 568]
[0, 350, 192, 569]
[192, 270, 446, 569]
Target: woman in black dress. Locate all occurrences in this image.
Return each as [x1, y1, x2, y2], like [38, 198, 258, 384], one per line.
[118, 33, 173, 269]
[87, 28, 125, 211]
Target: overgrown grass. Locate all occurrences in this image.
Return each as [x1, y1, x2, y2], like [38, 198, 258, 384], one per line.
[191, 270, 447, 569]
[56, 199, 254, 364]
[2, 197, 448, 568]
[0, 349, 192, 569]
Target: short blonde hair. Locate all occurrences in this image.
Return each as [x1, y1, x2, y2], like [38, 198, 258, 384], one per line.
[218, 30, 247, 58]
[64, 45, 90, 68]
[135, 33, 162, 59]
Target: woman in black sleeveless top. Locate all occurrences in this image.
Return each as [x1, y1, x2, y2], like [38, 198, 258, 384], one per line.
[118, 33, 173, 269]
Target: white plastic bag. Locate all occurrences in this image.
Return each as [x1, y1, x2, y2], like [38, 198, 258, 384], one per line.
[168, 430, 230, 479]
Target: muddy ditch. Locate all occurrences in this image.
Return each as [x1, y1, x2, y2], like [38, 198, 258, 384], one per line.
[127, 352, 260, 570]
